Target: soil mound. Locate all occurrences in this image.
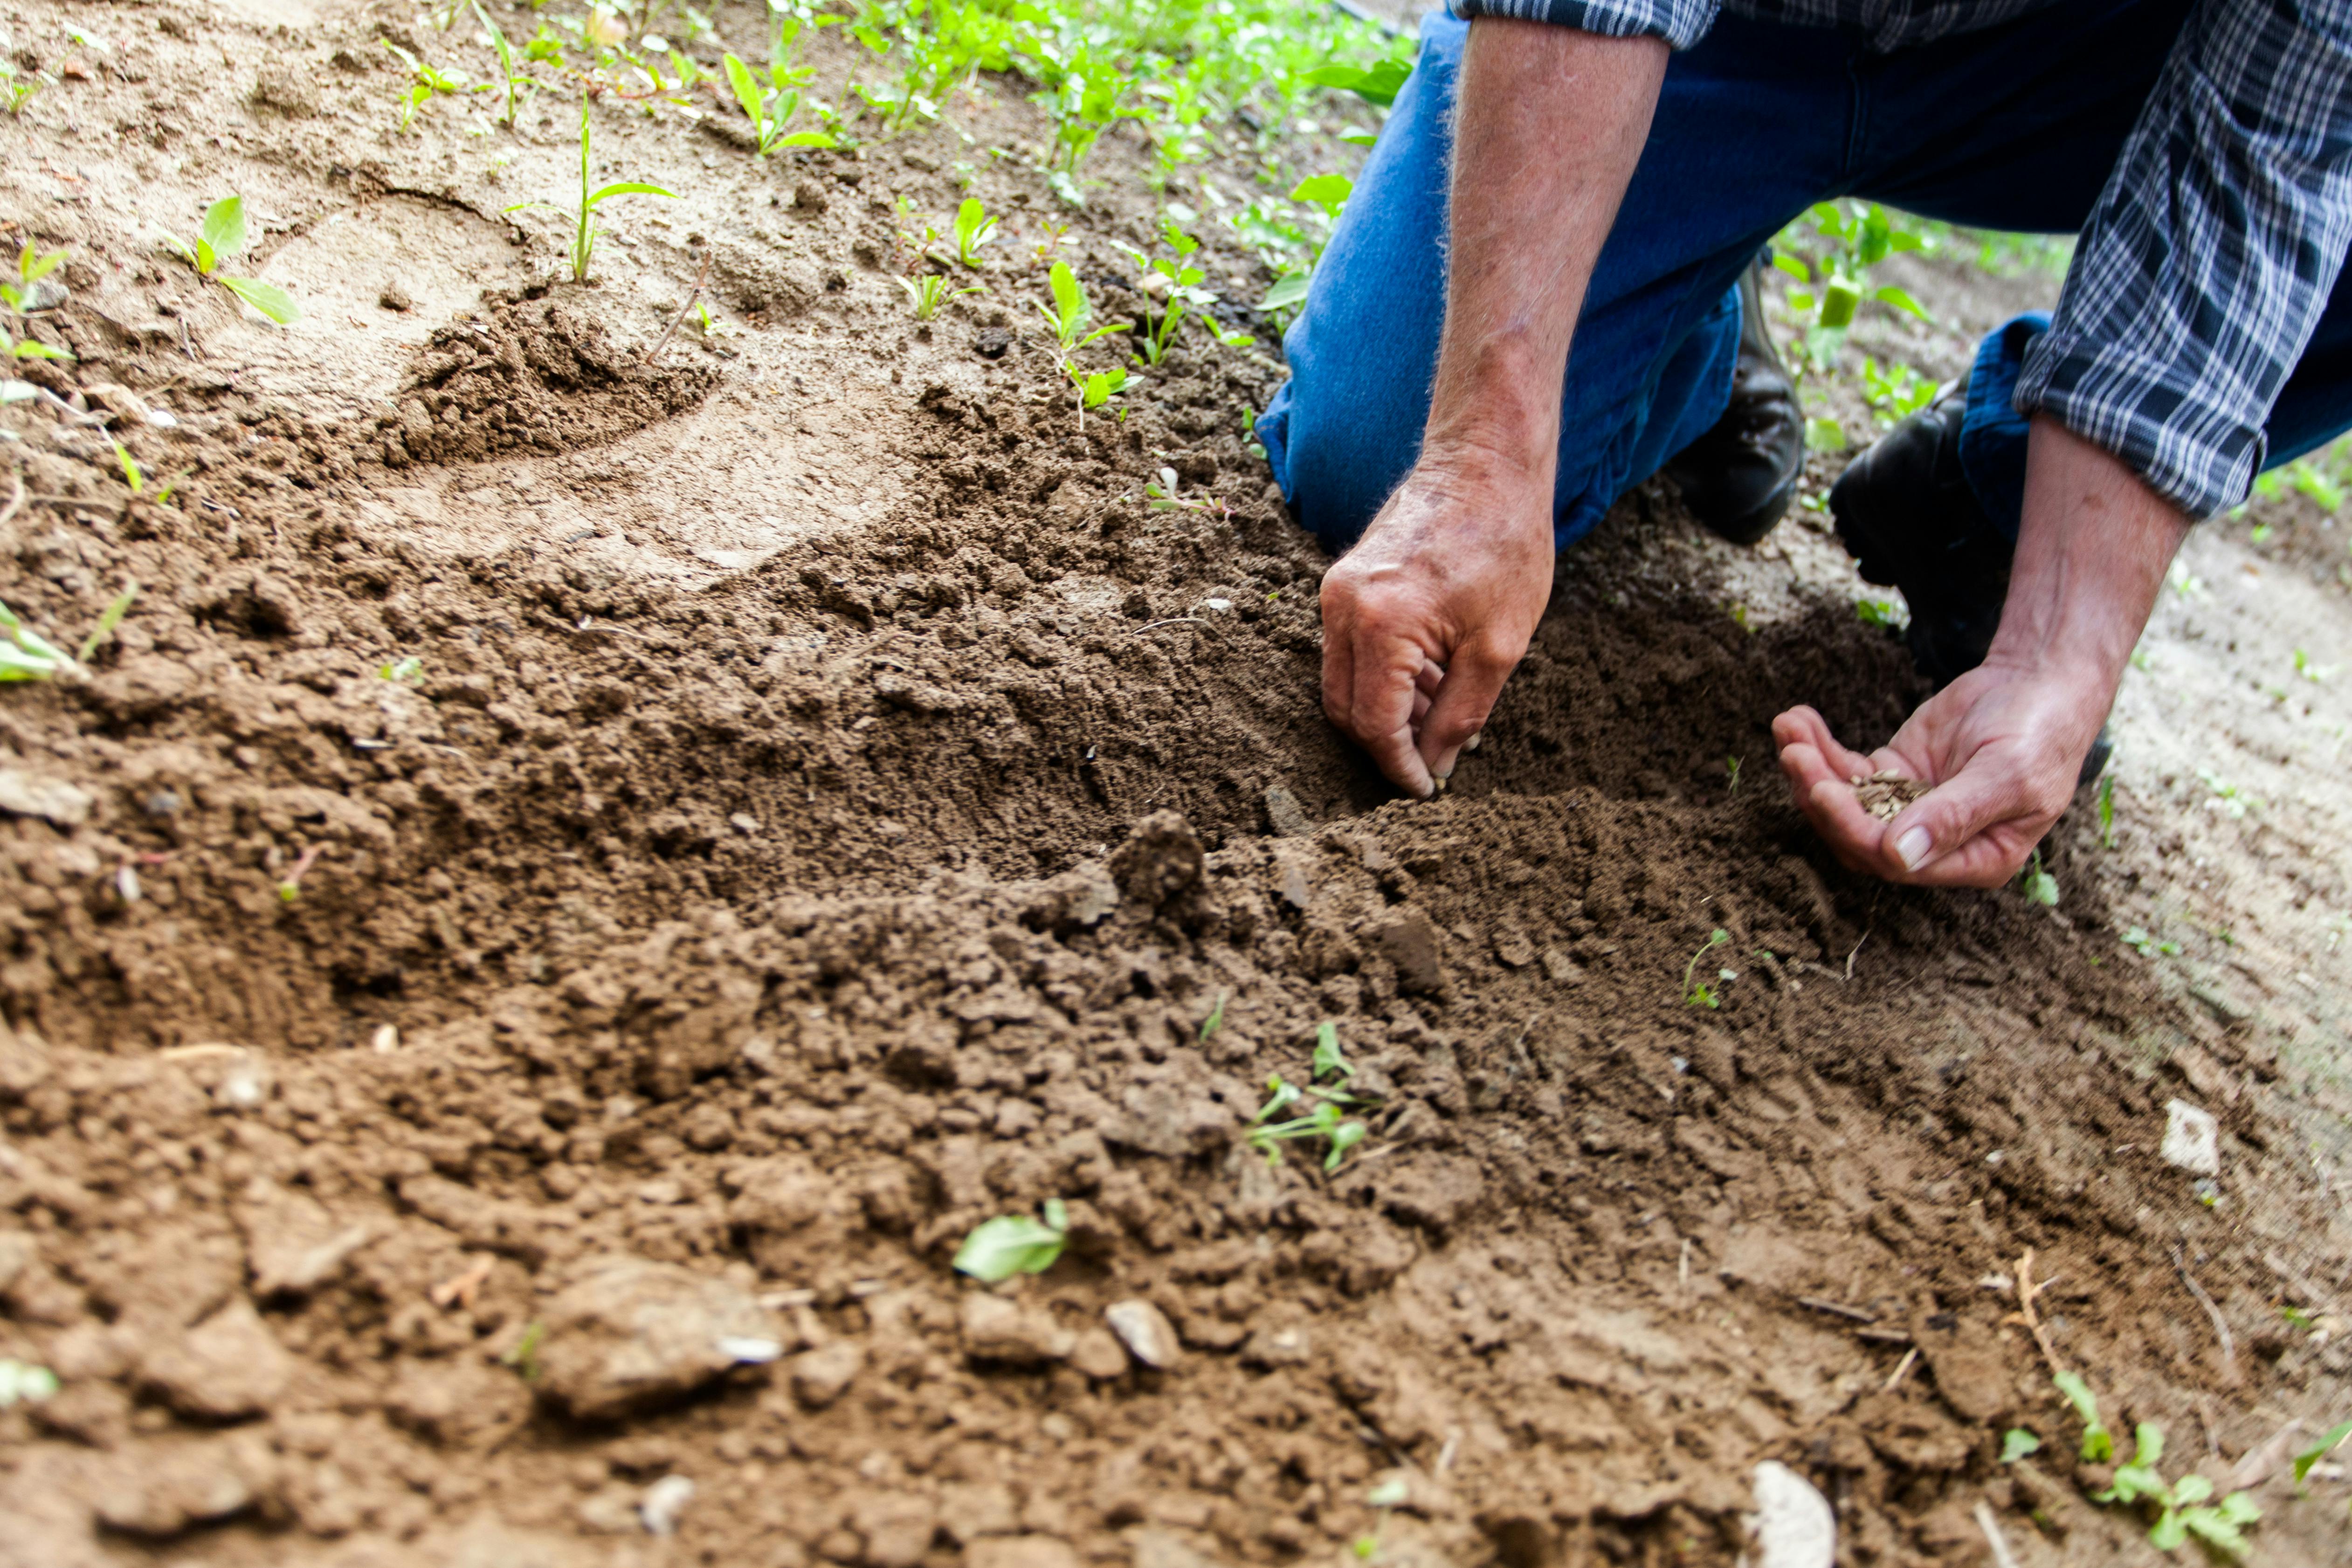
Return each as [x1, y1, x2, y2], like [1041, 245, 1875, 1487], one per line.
[372, 292, 719, 469]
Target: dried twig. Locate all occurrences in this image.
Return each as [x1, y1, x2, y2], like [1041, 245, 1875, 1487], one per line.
[1799, 1296, 1879, 1323]
[2003, 1247, 2067, 1376]
[1972, 1502, 2022, 1568]
[2170, 1244, 2240, 1384]
[1882, 1345, 1920, 1391]
[644, 250, 712, 365]
[429, 1256, 495, 1311]
[1131, 616, 1207, 635]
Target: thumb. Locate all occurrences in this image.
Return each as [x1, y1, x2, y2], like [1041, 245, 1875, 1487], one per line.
[1417, 631, 1519, 783]
[1884, 757, 2032, 883]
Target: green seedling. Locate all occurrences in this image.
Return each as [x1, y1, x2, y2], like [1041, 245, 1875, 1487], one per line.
[1860, 355, 1936, 425]
[0, 1359, 59, 1407]
[471, 0, 534, 126]
[952, 198, 1000, 267]
[1249, 1089, 1366, 1171]
[0, 585, 136, 681]
[1311, 1020, 1352, 1082]
[1258, 268, 1310, 314]
[2294, 1418, 2350, 1498]
[1290, 173, 1352, 222]
[1, 242, 72, 365]
[2093, 1421, 2262, 1558]
[275, 843, 323, 902]
[1683, 927, 1731, 1008]
[1062, 359, 1129, 428]
[2168, 558, 2206, 598]
[1122, 223, 1252, 364]
[2053, 1370, 2113, 1462]
[2121, 926, 2181, 958]
[0, 56, 51, 115]
[900, 271, 979, 321]
[1035, 261, 1127, 351]
[502, 1320, 546, 1381]
[953, 1198, 1069, 1281]
[1856, 597, 1904, 629]
[2197, 767, 2260, 818]
[1304, 58, 1411, 105]
[384, 40, 475, 131]
[2020, 850, 2058, 907]
[504, 97, 676, 284]
[380, 656, 425, 684]
[1773, 200, 1932, 367]
[160, 197, 299, 325]
[1999, 1428, 2042, 1463]
[722, 50, 835, 153]
[2294, 647, 2335, 683]
[2097, 773, 2117, 848]
[1725, 755, 1742, 794]
[1197, 990, 1226, 1043]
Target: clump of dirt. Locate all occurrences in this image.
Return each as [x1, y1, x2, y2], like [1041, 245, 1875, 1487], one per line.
[1, 3, 2348, 1567]
[371, 291, 719, 468]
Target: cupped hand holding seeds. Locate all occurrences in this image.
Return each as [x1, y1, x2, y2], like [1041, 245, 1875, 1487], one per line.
[1318, 463, 1556, 798]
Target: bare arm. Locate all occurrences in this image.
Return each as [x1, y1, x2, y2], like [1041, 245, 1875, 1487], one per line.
[1321, 21, 1668, 796]
[1775, 416, 2189, 884]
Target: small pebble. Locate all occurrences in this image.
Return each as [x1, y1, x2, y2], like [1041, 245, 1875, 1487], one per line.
[640, 1474, 695, 1536]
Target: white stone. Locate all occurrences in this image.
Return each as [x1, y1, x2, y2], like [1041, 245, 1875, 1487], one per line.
[2162, 1098, 2221, 1176]
[1746, 1461, 1834, 1568]
[640, 1474, 695, 1536]
[1104, 1299, 1181, 1370]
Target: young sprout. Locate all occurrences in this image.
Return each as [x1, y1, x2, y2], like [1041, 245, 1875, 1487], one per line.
[2019, 849, 2058, 907]
[2121, 925, 2181, 958]
[470, 0, 534, 127]
[1310, 1020, 1352, 1081]
[380, 656, 425, 684]
[1290, 172, 1352, 222]
[2097, 773, 2117, 848]
[1122, 223, 1252, 364]
[899, 272, 978, 321]
[1856, 597, 1904, 629]
[952, 198, 1000, 268]
[1725, 755, 1742, 794]
[1035, 261, 1126, 351]
[502, 1320, 546, 1381]
[0, 1359, 59, 1407]
[952, 1199, 1069, 1281]
[504, 97, 676, 285]
[1, 243, 73, 366]
[159, 197, 300, 326]
[0, 54, 51, 115]
[722, 50, 836, 154]
[1062, 358, 1128, 428]
[1197, 990, 1227, 1043]
[0, 584, 137, 681]
[384, 40, 475, 131]
[2089, 1418, 2264, 1556]
[1998, 1428, 2041, 1463]
[1683, 928, 1731, 1008]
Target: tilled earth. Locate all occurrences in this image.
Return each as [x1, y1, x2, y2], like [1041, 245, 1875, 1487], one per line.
[1, 4, 2348, 1566]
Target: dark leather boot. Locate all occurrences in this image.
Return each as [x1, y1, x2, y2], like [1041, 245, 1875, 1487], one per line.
[1662, 257, 1804, 546]
[1829, 372, 2112, 784]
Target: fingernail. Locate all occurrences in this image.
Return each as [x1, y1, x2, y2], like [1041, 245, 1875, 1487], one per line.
[1895, 827, 1931, 870]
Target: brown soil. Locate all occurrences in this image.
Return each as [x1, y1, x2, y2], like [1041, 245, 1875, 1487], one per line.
[2, 5, 2349, 1567]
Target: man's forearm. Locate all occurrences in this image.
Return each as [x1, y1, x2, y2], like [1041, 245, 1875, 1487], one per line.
[1426, 22, 1667, 484]
[1989, 416, 2191, 701]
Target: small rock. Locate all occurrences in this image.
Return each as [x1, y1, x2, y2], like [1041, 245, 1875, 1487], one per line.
[1746, 1460, 1835, 1568]
[0, 769, 93, 828]
[852, 1491, 938, 1568]
[91, 1435, 274, 1536]
[1067, 1327, 1127, 1381]
[1103, 1299, 1181, 1370]
[1108, 810, 1205, 907]
[974, 325, 1012, 359]
[793, 180, 830, 214]
[534, 1256, 784, 1420]
[1491, 926, 1537, 968]
[1538, 947, 1585, 985]
[2161, 1098, 2221, 1175]
[379, 283, 414, 312]
[966, 1538, 1083, 1568]
[139, 1299, 292, 1420]
[142, 789, 182, 817]
[789, 1340, 865, 1409]
[1275, 856, 1311, 910]
[960, 1293, 1073, 1364]
[1262, 785, 1311, 837]
[640, 1473, 696, 1536]
[1371, 911, 1444, 993]
[385, 1358, 531, 1449]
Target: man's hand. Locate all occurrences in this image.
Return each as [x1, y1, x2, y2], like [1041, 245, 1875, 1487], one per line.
[1777, 416, 2190, 884]
[1317, 21, 1666, 796]
[1321, 457, 1556, 796]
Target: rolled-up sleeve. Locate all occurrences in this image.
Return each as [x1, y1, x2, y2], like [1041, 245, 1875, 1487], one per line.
[1447, 0, 1719, 51]
[2015, 0, 2352, 519]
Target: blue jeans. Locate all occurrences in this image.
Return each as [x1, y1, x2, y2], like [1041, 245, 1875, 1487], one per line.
[1260, 0, 2352, 554]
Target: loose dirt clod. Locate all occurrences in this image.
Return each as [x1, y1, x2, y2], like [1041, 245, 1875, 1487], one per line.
[534, 1257, 781, 1421]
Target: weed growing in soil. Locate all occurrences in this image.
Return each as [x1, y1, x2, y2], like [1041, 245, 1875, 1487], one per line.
[1683, 928, 1731, 1008]
[2000, 1428, 2042, 1463]
[2097, 773, 2117, 847]
[0, 585, 136, 682]
[159, 196, 299, 325]
[385, 41, 474, 131]
[1036, 260, 1125, 350]
[953, 197, 1001, 267]
[1, 243, 70, 366]
[2121, 925, 2180, 958]
[2019, 850, 2059, 906]
[2296, 1420, 2351, 1517]
[1248, 1023, 1369, 1169]
[471, 1, 534, 127]
[1197, 989, 1227, 1043]
[2092, 1419, 2262, 1556]
[1860, 354, 1935, 425]
[380, 656, 426, 684]
[2054, 1370, 2113, 1459]
[901, 272, 976, 321]
[1857, 597, 1904, 630]
[1123, 224, 1252, 363]
[1062, 359, 1129, 427]
[954, 1199, 1070, 1280]
[1725, 755, 1742, 793]
[505, 98, 676, 284]
[1773, 200, 1932, 366]
[723, 46, 835, 153]
[503, 1321, 546, 1381]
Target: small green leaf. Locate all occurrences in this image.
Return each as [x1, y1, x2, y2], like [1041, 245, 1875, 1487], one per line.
[1323, 1119, 1366, 1171]
[219, 276, 299, 325]
[1197, 991, 1227, 1043]
[952, 1213, 1067, 1281]
[0, 1359, 60, 1406]
[2134, 1422, 2166, 1470]
[2148, 1510, 2187, 1551]
[11, 339, 72, 362]
[2170, 1473, 2213, 1506]
[2296, 1419, 2352, 1484]
[1302, 59, 1410, 107]
[1999, 1428, 2041, 1463]
[1770, 252, 1812, 284]
[1311, 1021, 1352, 1081]
[1048, 260, 1085, 328]
[200, 195, 247, 261]
[1258, 271, 1310, 311]
[723, 52, 767, 131]
[773, 131, 836, 148]
[1873, 284, 1932, 322]
[584, 181, 677, 208]
[194, 237, 217, 276]
[1289, 173, 1352, 216]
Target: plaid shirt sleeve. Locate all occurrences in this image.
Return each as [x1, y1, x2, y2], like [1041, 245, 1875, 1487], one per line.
[1447, 0, 1720, 50]
[2015, 0, 2352, 519]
